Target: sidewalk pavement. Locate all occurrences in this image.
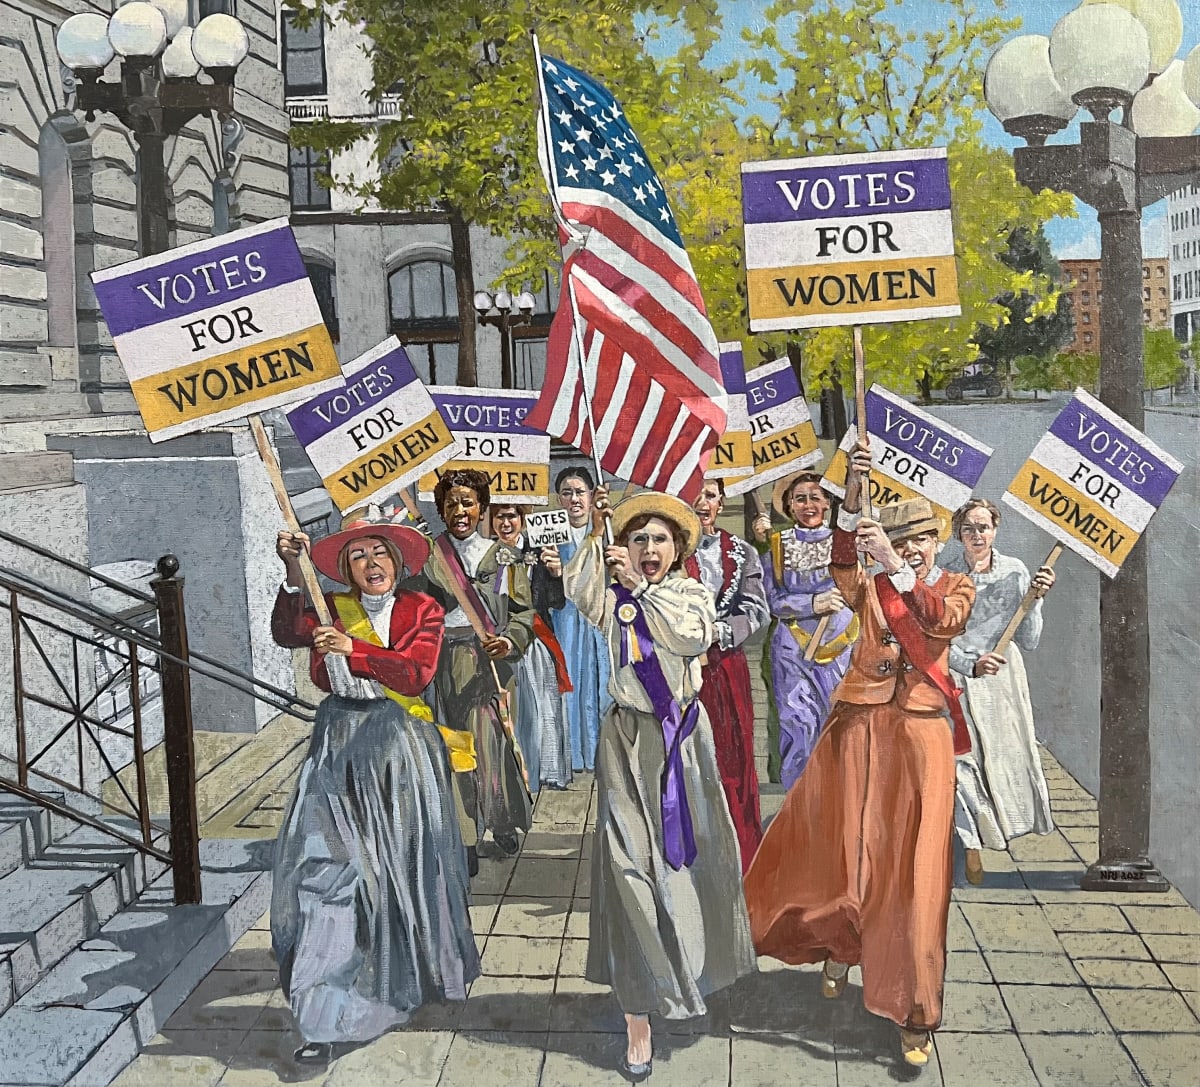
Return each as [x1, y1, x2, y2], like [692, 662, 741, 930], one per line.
[109, 640, 1199, 1087]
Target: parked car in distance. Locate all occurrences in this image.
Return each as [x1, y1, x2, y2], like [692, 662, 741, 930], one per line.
[946, 364, 1002, 400]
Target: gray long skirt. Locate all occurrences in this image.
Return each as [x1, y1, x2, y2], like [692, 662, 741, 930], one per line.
[272, 695, 479, 1044]
[587, 703, 757, 1018]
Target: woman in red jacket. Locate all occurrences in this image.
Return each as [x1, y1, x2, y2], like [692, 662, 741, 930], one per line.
[270, 506, 478, 1063]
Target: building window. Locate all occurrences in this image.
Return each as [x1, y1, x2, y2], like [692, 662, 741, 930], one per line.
[388, 259, 459, 384]
[1143, 287, 1151, 301]
[1080, 268, 1088, 281]
[1083, 332, 1093, 345]
[508, 270, 558, 390]
[1157, 266, 1165, 277]
[1143, 308, 1151, 322]
[290, 143, 330, 210]
[282, 11, 326, 97]
[1081, 290, 1090, 304]
[1082, 312, 1091, 324]
[305, 262, 338, 341]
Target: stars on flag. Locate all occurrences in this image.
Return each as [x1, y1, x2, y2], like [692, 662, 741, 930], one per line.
[539, 55, 681, 246]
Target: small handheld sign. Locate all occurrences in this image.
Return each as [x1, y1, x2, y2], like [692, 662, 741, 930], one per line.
[724, 357, 821, 497]
[524, 509, 572, 549]
[286, 338, 459, 512]
[91, 218, 342, 441]
[705, 343, 754, 479]
[822, 385, 993, 536]
[1002, 387, 1184, 579]
[741, 147, 961, 332]
[417, 388, 550, 504]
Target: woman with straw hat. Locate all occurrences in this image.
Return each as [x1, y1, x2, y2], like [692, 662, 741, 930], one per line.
[270, 507, 478, 1063]
[563, 486, 756, 1080]
[752, 470, 858, 789]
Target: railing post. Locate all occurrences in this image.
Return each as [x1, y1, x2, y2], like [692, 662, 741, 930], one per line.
[152, 554, 202, 905]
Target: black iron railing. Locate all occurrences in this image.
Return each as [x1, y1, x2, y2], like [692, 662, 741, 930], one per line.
[0, 529, 317, 904]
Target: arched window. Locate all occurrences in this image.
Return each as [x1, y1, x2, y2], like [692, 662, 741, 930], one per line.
[39, 117, 81, 349]
[388, 259, 459, 384]
[304, 262, 338, 342]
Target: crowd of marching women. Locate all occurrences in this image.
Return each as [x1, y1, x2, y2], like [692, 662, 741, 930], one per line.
[265, 447, 1057, 1076]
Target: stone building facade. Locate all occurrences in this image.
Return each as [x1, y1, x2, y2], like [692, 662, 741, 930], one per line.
[1168, 183, 1200, 343]
[1, 0, 296, 736]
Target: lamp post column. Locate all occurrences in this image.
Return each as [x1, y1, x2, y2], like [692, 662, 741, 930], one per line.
[137, 128, 172, 257]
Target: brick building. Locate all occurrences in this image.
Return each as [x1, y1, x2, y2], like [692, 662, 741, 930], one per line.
[1059, 256, 1171, 355]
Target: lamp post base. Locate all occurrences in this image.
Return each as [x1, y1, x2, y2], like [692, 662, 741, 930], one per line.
[1080, 860, 1171, 894]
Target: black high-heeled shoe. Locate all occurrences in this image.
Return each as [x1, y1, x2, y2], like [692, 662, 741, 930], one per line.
[619, 1053, 652, 1082]
[293, 1042, 331, 1064]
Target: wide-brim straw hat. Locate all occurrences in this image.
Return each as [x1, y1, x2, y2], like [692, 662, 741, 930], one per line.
[310, 504, 430, 584]
[771, 468, 828, 519]
[610, 492, 702, 558]
[878, 497, 944, 543]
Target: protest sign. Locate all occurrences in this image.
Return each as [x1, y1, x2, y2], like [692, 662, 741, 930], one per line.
[286, 338, 459, 512]
[1002, 388, 1184, 578]
[724, 356, 821, 497]
[524, 509, 572, 549]
[417, 388, 550, 504]
[822, 385, 992, 535]
[705, 343, 754, 479]
[91, 218, 341, 441]
[741, 147, 961, 332]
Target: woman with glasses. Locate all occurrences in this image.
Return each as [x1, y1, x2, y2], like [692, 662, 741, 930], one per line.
[943, 498, 1056, 885]
[551, 467, 613, 771]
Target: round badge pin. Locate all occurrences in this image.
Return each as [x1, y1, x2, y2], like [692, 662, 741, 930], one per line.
[617, 602, 638, 624]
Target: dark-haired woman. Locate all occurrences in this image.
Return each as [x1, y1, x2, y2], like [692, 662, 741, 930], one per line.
[552, 466, 612, 771]
[564, 487, 755, 1079]
[270, 508, 477, 1061]
[423, 468, 533, 858]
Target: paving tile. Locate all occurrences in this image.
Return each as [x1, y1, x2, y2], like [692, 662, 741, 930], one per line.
[1000, 982, 1110, 1033]
[1121, 1033, 1200, 1087]
[573, 861, 592, 898]
[939, 981, 1013, 1032]
[945, 949, 992, 984]
[558, 938, 588, 978]
[1122, 906, 1200, 936]
[1008, 832, 1081, 864]
[506, 858, 578, 898]
[324, 1029, 453, 1086]
[251, 910, 271, 932]
[480, 935, 562, 978]
[456, 976, 553, 1032]
[144, 1027, 250, 1063]
[1059, 931, 1152, 961]
[539, 1031, 627, 1087]
[946, 903, 980, 951]
[1074, 958, 1174, 989]
[1143, 934, 1200, 964]
[490, 898, 569, 938]
[935, 1031, 1039, 1087]
[549, 976, 625, 1033]
[954, 883, 1039, 906]
[1042, 903, 1132, 933]
[1092, 987, 1200, 1032]
[730, 1033, 838, 1085]
[1160, 961, 1200, 991]
[1052, 809, 1100, 827]
[630, 1035, 731, 1085]
[1021, 1032, 1146, 1086]
[109, 1053, 226, 1087]
[982, 951, 1081, 985]
[979, 847, 1019, 873]
[430, 1030, 547, 1087]
[960, 903, 1063, 953]
[519, 830, 582, 860]
[467, 894, 501, 935]
[1183, 991, 1200, 1021]
[165, 970, 275, 1030]
[564, 903, 590, 940]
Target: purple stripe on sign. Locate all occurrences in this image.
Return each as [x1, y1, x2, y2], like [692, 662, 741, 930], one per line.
[287, 346, 422, 447]
[94, 226, 307, 337]
[742, 157, 950, 225]
[1047, 396, 1180, 507]
[719, 348, 747, 394]
[745, 363, 802, 411]
[866, 392, 989, 486]
[434, 393, 540, 435]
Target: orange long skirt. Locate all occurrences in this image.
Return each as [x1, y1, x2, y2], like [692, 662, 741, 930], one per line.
[743, 701, 956, 1031]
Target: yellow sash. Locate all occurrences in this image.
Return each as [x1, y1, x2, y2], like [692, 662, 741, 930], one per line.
[784, 613, 861, 664]
[332, 593, 476, 772]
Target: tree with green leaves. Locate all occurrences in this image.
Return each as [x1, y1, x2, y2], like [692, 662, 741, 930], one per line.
[740, 0, 1075, 401]
[1055, 350, 1101, 394]
[1144, 328, 1184, 391]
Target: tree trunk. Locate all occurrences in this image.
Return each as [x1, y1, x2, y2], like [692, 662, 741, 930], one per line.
[448, 207, 478, 386]
[917, 370, 932, 403]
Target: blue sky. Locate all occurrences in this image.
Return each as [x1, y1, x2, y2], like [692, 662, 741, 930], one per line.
[648, 0, 1200, 259]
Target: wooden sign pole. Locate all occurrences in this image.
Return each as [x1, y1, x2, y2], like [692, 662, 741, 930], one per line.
[992, 542, 1063, 657]
[804, 325, 867, 662]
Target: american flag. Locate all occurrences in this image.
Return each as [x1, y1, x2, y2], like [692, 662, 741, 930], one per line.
[525, 49, 727, 501]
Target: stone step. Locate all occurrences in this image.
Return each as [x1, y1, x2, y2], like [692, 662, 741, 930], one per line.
[2, 839, 271, 1087]
[0, 819, 166, 1019]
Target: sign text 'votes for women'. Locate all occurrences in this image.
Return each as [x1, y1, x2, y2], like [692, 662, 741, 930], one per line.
[91, 218, 341, 441]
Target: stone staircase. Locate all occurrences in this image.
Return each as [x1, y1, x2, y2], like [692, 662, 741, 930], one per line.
[0, 790, 271, 1086]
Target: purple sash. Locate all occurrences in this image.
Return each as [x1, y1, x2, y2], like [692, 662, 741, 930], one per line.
[612, 584, 699, 870]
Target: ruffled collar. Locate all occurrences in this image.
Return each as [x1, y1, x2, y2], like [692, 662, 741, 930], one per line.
[790, 524, 832, 542]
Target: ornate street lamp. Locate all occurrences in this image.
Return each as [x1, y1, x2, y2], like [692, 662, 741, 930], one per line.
[56, 2, 251, 257]
[985, 0, 1200, 894]
[474, 287, 537, 388]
